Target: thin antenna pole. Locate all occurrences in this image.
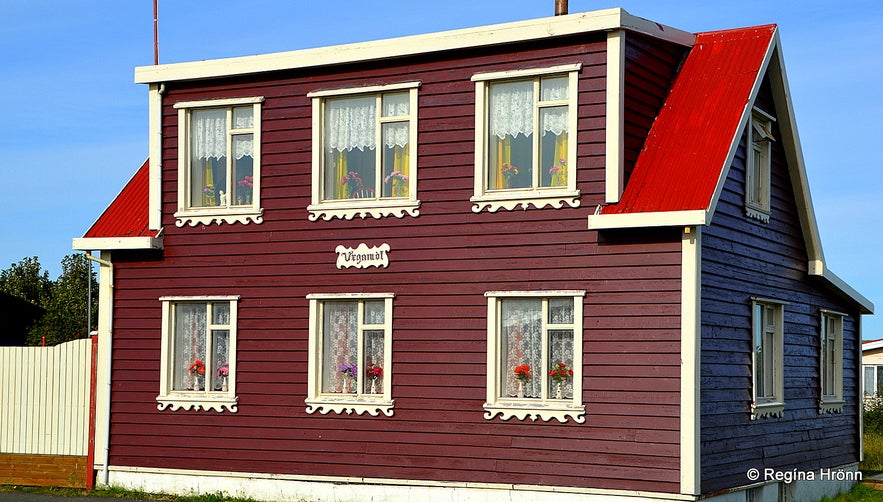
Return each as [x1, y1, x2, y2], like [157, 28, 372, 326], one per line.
[153, 0, 159, 65]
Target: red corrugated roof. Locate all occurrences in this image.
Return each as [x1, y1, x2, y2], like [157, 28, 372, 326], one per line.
[602, 25, 777, 215]
[83, 160, 153, 238]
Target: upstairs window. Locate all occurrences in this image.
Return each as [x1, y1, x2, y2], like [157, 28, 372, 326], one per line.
[174, 97, 264, 227]
[471, 65, 580, 213]
[751, 298, 786, 419]
[819, 310, 844, 414]
[308, 83, 420, 221]
[745, 108, 775, 223]
[157, 296, 239, 413]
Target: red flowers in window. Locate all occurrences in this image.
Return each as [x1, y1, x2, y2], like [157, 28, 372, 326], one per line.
[188, 360, 206, 375]
[549, 361, 573, 383]
[514, 364, 532, 382]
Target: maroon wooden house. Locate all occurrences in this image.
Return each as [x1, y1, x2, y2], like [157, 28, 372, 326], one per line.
[73, 7, 873, 502]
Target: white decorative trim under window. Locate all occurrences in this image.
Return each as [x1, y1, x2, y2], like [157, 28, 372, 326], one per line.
[751, 298, 786, 420]
[305, 293, 395, 416]
[307, 82, 420, 221]
[471, 65, 580, 213]
[819, 310, 845, 414]
[174, 97, 264, 227]
[157, 296, 239, 412]
[745, 107, 775, 223]
[483, 291, 585, 423]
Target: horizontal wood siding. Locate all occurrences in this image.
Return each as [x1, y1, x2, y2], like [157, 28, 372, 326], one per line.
[109, 35, 684, 494]
[700, 76, 860, 492]
[622, 34, 686, 184]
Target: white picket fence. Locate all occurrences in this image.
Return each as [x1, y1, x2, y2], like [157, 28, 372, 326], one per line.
[0, 338, 93, 455]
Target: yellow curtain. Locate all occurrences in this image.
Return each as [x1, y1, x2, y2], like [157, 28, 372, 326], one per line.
[203, 159, 215, 206]
[551, 133, 568, 187]
[335, 150, 349, 199]
[495, 136, 511, 189]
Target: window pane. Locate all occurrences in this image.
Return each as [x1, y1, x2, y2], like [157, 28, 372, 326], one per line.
[381, 92, 409, 117]
[232, 106, 253, 129]
[488, 81, 534, 190]
[548, 298, 574, 324]
[173, 303, 207, 391]
[190, 109, 227, 208]
[364, 329, 385, 394]
[382, 123, 410, 198]
[548, 329, 574, 399]
[540, 76, 568, 102]
[501, 299, 542, 398]
[232, 135, 254, 206]
[211, 330, 230, 391]
[753, 304, 765, 398]
[212, 302, 230, 325]
[322, 302, 358, 393]
[324, 97, 378, 200]
[876, 368, 883, 399]
[866, 367, 876, 397]
[363, 300, 385, 325]
[540, 102, 568, 188]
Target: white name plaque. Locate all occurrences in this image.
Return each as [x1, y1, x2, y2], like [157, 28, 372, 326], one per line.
[335, 243, 390, 269]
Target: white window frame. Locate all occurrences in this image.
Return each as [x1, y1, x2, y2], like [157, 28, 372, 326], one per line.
[751, 298, 786, 420]
[157, 296, 240, 413]
[819, 310, 845, 414]
[307, 82, 420, 221]
[471, 64, 581, 213]
[745, 107, 775, 223]
[305, 293, 395, 417]
[865, 365, 883, 398]
[174, 97, 264, 227]
[483, 291, 586, 423]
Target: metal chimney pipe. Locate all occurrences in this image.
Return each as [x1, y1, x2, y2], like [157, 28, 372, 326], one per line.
[555, 0, 568, 15]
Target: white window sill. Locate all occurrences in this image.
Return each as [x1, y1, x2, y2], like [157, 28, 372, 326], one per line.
[751, 400, 784, 420]
[470, 190, 580, 213]
[307, 200, 420, 221]
[745, 204, 770, 223]
[305, 396, 395, 417]
[819, 399, 844, 415]
[175, 207, 264, 227]
[157, 393, 238, 413]
[483, 400, 585, 424]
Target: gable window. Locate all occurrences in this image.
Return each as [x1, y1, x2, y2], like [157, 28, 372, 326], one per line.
[751, 298, 786, 419]
[745, 108, 775, 223]
[307, 83, 420, 221]
[174, 97, 264, 227]
[305, 293, 394, 416]
[157, 296, 239, 412]
[483, 291, 585, 423]
[471, 64, 580, 213]
[820, 310, 845, 413]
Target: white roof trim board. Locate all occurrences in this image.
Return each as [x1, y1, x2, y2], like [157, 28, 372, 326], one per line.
[134, 8, 694, 84]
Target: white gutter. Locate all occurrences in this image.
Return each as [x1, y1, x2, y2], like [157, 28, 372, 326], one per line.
[86, 251, 114, 486]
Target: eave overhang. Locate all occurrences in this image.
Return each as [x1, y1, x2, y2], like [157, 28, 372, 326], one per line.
[134, 8, 694, 85]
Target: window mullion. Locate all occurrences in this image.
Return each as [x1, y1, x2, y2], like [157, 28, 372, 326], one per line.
[357, 301, 366, 395]
[374, 95, 383, 195]
[540, 298, 549, 400]
[532, 79, 541, 189]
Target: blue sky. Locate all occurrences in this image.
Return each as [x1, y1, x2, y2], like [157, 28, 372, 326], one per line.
[1, 1, 881, 336]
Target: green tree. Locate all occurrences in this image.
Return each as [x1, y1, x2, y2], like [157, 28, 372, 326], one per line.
[0, 256, 51, 305]
[26, 254, 99, 346]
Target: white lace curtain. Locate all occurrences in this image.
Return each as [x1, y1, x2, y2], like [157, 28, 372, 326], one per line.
[325, 95, 409, 153]
[173, 303, 207, 391]
[489, 78, 568, 139]
[191, 108, 253, 160]
[502, 299, 574, 399]
[322, 301, 386, 394]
